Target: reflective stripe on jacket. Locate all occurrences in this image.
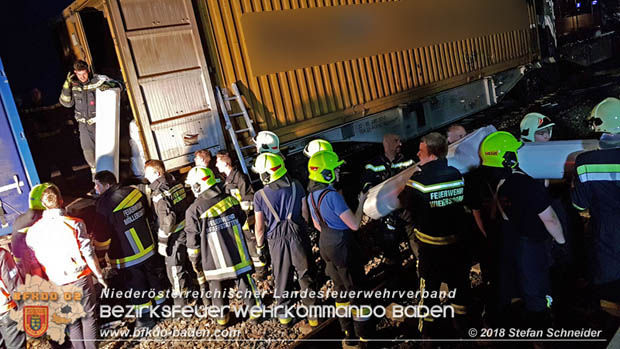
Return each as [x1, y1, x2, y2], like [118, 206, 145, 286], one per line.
[94, 185, 155, 269]
[26, 209, 93, 285]
[0, 248, 22, 315]
[185, 188, 251, 281]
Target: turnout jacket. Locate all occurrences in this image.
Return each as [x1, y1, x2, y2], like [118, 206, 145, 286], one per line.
[94, 185, 155, 269]
[0, 248, 22, 315]
[571, 147, 620, 285]
[26, 209, 95, 285]
[59, 74, 110, 123]
[400, 158, 467, 245]
[222, 168, 254, 211]
[361, 153, 413, 193]
[185, 187, 251, 281]
[150, 174, 190, 248]
[10, 210, 45, 278]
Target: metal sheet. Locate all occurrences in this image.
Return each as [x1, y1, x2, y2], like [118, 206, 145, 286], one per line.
[0, 57, 39, 236]
[200, 0, 539, 143]
[106, 0, 225, 169]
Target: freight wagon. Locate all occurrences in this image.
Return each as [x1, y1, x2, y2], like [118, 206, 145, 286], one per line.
[59, 0, 540, 171]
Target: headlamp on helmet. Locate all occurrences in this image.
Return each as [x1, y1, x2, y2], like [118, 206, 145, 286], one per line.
[185, 167, 217, 196]
[308, 150, 344, 184]
[589, 97, 620, 134]
[479, 131, 523, 169]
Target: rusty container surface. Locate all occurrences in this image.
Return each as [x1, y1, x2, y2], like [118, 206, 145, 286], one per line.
[198, 0, 539, 144]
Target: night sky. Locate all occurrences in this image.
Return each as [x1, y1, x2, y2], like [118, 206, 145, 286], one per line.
[0, 0, 74, 106]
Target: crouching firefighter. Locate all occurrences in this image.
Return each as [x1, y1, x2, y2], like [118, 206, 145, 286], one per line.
[252, 153, 318, 327]
[185, 167, 262, 327]
[307, 150, 372, 346]
[215, 151, 267, 279]
[144, 160, 192, 306]
[92, 171, 166, 328]
[399, 133, 472, 338]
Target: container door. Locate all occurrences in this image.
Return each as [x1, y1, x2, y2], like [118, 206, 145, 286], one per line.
[0, 58, 40, 236]
[105, 0, 225, 170]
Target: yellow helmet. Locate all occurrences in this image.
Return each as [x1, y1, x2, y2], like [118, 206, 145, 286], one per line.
[308, 150, 344, 184]
[520, 112, 554, 142]
[303, 139, 333, 158]
[253, 131, 280, 154]
[185, 167, 217, 196]
[252, 153, 287, 184]
[589, 97, 620, 134]
[29, 183, 56, 210]
[479, 131, 522, 169]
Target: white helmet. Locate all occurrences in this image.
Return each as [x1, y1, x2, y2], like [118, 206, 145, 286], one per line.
[253, 131, 280, 154]
[303, 139, 333, 158]
[520, 113, 555, 142]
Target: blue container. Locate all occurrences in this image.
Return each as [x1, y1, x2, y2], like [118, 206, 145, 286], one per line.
[0, 57, 40, 236]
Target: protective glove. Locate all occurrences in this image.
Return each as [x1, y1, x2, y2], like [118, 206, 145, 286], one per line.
[158, 242, 169, 257]
[97, 277, 109, 289]
[256, 244, 268, 265]
[63, 72, 75, 88]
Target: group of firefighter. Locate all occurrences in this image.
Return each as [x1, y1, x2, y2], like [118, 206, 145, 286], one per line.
[0, 78, 618, 348]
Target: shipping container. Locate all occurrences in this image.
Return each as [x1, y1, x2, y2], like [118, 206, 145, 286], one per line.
[0, 57, 40, 236]
[60, 0, 539, 169]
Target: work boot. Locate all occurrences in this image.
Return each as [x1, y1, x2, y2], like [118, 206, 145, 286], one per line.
[216, 312, 230, 329]
[278, 317, 293, 328]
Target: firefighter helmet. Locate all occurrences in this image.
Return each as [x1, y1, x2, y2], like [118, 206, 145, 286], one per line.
[520, 112, 555, 142]
[479, 131, 522, 169]
[185, 167, 217, 196]
[303, 139, 333, 158]
[589, 97, 620, 134]
[308, 150, 344, 184]
[253, 131, 280, 154]
[252, 153, 287, 184]
[29, 183, 56, 210]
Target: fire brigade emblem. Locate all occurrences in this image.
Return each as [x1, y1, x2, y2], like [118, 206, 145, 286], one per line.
[24, 306, 48, 337]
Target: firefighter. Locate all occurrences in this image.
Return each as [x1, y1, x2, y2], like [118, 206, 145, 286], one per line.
[307, 150, 371, 346]
[26, 184, 106, 349]
[398, 132, 471, 338]
[92, 171, 165, 328]
[571, 97, 620, 315]
[184, 167, 262, 327]
[144, 160, 192, 306]
[360, 133, 413, 266]
[194, 149, 221, 180]
[10, 183, 49, 278]
[478, 131, 565, 328]
[254, 131, 282, 156]
[215, 151, 266, 278]
[520, 112, 555, 143]
[58, 60, 119, 180]
[303, 139, 333, 158]
[0, 247, 25, 349]
[252, 153, 318, 327]
[446, 124, 467, 144]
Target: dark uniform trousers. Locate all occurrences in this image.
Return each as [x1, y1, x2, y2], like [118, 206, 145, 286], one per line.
[208, 273, 261, 315]
[67, 276, 98, 349]
[267, 224, 317, 314]
[417, 239, 471, 334]
[0, 314, 25, 349]
[497, 228, 551, 327]
[319, 226, 370, 339]
[121, 258, 166, 316]
[164, 234, 189, 305]
[78, 122, 96, 171]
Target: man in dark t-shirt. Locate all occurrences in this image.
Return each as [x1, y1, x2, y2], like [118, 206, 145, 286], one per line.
[478, 131, 565, 328]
